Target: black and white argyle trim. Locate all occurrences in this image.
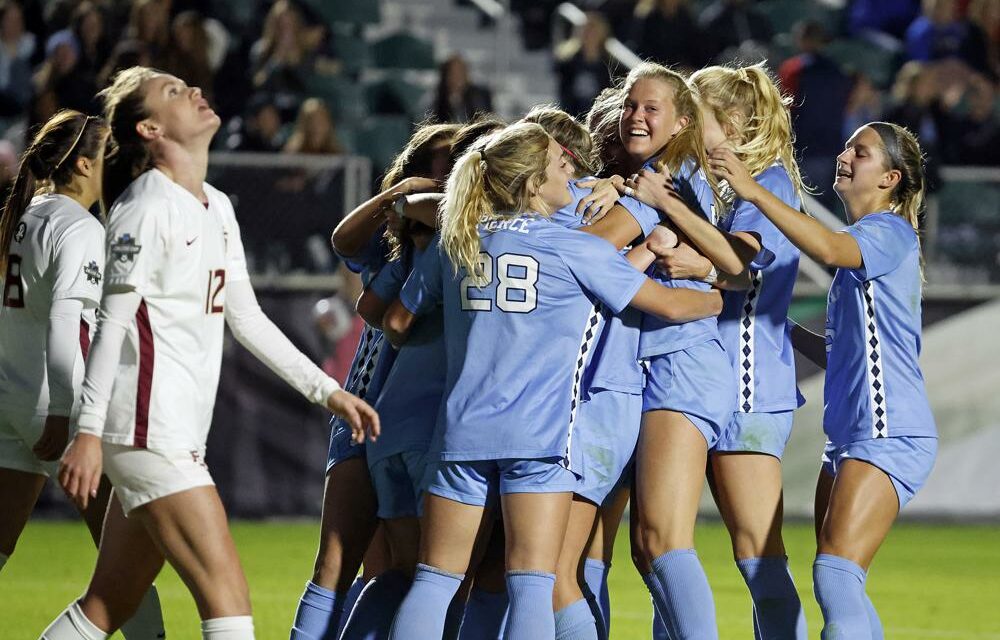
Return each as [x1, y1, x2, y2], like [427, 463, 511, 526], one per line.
[861, 281, 888, 438]
[565, 303, 603, 466]
[350, 326, 383, 400]
[738, 271, 763, 412]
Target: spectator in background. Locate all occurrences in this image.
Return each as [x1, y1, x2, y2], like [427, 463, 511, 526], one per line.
[284, 97, 343, 155]
[555, 12, 614, 119]
[966, 0, 999, 79]
[163, 11, 215, 102]
[70, 2, 110, 93]
[432, 53, 493, 123]
[885, 60, 943, 186]
[938, 73, 999, 165]
[627, 0, 707, 70]
[779, 20, 854, 205]
[225, 93, 285, 152]
[250, 0, 323, 105]
[0, 0, 34, 118]
[698, 0, 772, 63]
[905, 0, 988, 72]
[31, 30, 95, 127]
[97, 38, 151, 90]
[847, 0, 921, 41]
[125, 0, 170, 67]
[843, 72, 884, 140]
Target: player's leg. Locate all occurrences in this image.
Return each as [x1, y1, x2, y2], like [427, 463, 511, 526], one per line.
[0, 467, 46, 566]
[711, 452, 805, 639]
[814, 459, 899, 640]
[460, 515, 508, 640]
[635, 409, 717, 640]
[293, 456, 379, 640]
[553, 496, 599, 640]
[584, 485, 629, 638]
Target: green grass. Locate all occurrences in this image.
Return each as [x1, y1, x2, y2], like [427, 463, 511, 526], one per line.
[5, 520, 1000, 638]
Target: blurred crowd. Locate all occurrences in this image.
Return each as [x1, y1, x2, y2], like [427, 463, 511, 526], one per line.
[553, 0, 999, 201]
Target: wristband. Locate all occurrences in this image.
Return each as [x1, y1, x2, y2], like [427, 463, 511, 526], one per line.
[704, 266, 719, 284]
[392, 194, 408, 219]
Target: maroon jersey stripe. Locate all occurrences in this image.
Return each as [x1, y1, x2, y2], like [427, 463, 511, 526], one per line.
[134, 299, 154, 448]
[79, 318, 91, 361]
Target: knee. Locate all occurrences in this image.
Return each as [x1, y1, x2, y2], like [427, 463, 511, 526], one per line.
[637, 521, 691, 561]
[730, 528, 783, 561]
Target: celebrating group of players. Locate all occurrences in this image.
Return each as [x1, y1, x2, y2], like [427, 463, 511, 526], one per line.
[0, 58, 936, 640]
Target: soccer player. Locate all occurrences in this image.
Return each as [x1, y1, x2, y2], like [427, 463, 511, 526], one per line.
[632, 64, 810, 638]
[0, 110, 165, 639]
[709, 122, 936, 640]
[291, 122, 458, 640]
[39, 67, 377, 640]
[381, 122, 721, 640]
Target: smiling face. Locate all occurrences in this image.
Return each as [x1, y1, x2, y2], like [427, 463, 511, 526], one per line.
[619, 77, 686, 165]
[533, 136, 574, 214]
[834, 125, 899, 205]
[140, 73, 220, 145]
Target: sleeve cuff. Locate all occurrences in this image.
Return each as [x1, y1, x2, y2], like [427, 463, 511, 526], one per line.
[76, 409, 106, 438]
[310, 376, 342, 405]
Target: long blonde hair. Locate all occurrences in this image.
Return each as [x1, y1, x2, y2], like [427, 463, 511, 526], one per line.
[521, 104, 596, 177]
[440, 122, 550, 280]
[690, 63, 807, 200]
[622, 62, 720, 211]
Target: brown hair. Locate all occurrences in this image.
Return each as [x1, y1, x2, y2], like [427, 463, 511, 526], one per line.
[521, 105, 596, 177]
[868, 121, 926, 237]
[97, 66, 159, 210]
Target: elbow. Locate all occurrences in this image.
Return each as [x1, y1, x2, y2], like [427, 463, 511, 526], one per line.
[382, 304, 414, 348]
[330, 223, 359, 259]
[356, 290, 386, 329]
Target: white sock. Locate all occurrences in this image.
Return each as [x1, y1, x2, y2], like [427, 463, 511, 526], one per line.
[40, 601, 111, 640]
[120, 585, 166, 639]
[201, 616, 254, 640]
[0, 551, 8, 572]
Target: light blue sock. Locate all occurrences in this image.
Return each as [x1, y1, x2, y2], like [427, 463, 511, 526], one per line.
[340, 570, 412, 640]
[813, 554, 872, 640]
[503, 570, 556, 640]
[459, 587, 508, 640]
[640, 573, 671, 640]
[443, 592, 467, 640]
[290, 581, 342, 640]
[737, 556, 807, 639]
[388, 564, 464, 640]
[648, 549, 718, 639]
[337, 577, 367, 638]
[582, 559, 610, 639]
[864, 592, 883, 640]
[554, 598, 598, 640]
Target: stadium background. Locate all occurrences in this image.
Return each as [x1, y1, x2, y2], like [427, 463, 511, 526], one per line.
[3, 0, 999, 637]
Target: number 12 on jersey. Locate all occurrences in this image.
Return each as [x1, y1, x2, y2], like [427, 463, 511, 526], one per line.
[205, 268, 225, 314]
[460, 251, 538, 313]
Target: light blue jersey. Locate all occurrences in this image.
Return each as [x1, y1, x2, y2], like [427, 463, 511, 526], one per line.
[638, 159, 721, 358]
[327, 231, 397, 468]
[402, 215, 647, 468]
[718, 164, 803, 413]
[368, 244, 446, 467]
[824, 212, 936, 444]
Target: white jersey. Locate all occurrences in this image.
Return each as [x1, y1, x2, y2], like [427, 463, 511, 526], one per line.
[0, 194, 103, 416]
[94, 169, 249, 450]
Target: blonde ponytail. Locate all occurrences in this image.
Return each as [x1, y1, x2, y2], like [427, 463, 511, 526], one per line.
[440, 122, 551, 281]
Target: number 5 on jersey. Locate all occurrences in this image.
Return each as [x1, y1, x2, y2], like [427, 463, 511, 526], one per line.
[205, 268, 225, 314]
[461, 251, 538, 313]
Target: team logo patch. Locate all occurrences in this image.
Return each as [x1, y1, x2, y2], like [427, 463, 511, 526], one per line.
[13, 221, 26, 242]
[111, 233, 142, 263]
[84, 260, 102, 285]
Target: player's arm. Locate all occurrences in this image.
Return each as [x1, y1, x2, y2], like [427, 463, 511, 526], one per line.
[709, 149, 862, 269]
[61, 288, 142, 509]
[789, 320, 827, 369]
[382, 298, 416, 349]
[579, 203, 645, 250]
[628, 281, 723, 323]
[224, 279, 379, 442]
[356, 287, 391, 329]
[33, 298, 84, 461]
[332, 177, 438, 257]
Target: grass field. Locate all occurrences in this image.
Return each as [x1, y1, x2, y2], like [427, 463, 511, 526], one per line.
[5, 519, 1000, 639]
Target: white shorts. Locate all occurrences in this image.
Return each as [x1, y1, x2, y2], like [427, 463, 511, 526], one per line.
[0, 408, 58, 477]
[103, 443, 215, 515]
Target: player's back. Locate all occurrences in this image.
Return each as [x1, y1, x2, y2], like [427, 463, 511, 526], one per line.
[436, 215, 645, 466]
[0, 194, 103, 414]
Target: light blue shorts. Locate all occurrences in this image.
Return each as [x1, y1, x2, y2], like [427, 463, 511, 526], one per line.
[821, 436, 938, 509]
[575, 389, 641, 505]
[427, 457, 578, 507]
[326, 420, 365, 473]
[714, 411, 794, 459]
[641, 340, 737, 447]
[369, 450, 428, 519]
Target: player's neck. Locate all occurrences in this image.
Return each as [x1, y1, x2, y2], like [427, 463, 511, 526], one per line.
[153, 142, 209, 202]
[53, 181, 97, 211]
[842, 192, 892, 223]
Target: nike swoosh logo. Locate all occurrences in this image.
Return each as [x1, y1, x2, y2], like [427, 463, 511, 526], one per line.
[186, 237, 198, 245]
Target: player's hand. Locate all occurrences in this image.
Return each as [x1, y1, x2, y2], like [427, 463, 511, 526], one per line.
[652, 241, 715, 281]
[58, 433, 103, 510]
[708, 148, 758, 200]
[326, 390, 380, 444]
[574, 175, 624, 223]
[32, 415, 70, 461]
[625, 167, 683, 216]
[397, 176, 439, 195]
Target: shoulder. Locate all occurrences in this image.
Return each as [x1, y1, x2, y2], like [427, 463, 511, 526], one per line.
[108, 171, 174, 224]
[755, 164, 797, 203]
[33, 195, 101, 239]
